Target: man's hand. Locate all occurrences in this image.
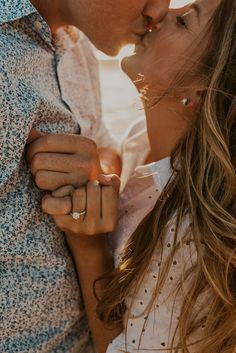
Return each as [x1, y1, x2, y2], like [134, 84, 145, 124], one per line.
[27, 128, 44, 144]
[27, 133, 102, 190]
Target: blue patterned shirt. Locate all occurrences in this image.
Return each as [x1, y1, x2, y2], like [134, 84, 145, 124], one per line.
[0, 1, 100, 352]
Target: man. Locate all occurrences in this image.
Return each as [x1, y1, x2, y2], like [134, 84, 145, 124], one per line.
[0, 0, 170, 352]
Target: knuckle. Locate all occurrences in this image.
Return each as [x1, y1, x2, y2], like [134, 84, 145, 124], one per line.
[41, 195, 50, 213]
[62, 203, 71, 215]
[89, 140, 97, 154]
[52, 185, 73, 198]
[72, 168, 83, 184]
[54, 218, 65, 230]
[86, 223, 97, 236]
[31, 153, 41, 173]
[35, 171, 47, 189]
[42, 134, 51, 147]
[83, 136, 97, 150]
[71, 223, 81, 235]
[74, 171, 88, 186]
[57, 198, 71, 215]
[105, 220, 117, 233]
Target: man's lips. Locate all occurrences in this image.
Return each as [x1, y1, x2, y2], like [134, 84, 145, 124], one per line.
[123, 28, 148, 46]
[135, 29, 147, 37]
[132, 31, 148, 47]
[133, 27, 148, 40]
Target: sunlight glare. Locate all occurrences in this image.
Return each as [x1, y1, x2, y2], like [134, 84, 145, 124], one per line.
[171, 0, 192, 7]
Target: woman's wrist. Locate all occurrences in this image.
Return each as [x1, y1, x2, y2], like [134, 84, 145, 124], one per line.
[66, 232, 109, 253]
[66, 231, 107, 243]
[66, 233, 113, 271]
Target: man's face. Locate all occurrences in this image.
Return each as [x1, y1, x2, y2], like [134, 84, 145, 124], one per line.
[71, 0, 171, 56]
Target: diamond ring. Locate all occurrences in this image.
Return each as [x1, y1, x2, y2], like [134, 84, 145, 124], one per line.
[70, 210, 87, 220]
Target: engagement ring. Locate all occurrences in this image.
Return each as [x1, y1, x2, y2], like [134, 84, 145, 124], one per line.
[70, 210, 87, 220]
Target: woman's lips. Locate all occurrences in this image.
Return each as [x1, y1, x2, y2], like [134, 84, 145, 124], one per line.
[135, 33, 147, 52]
[135, 28, 157, 51]
[133, 31, 146, 43]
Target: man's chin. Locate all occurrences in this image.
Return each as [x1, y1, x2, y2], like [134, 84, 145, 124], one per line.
[96, 43, 121, 57]
[99, 47, 121, 57]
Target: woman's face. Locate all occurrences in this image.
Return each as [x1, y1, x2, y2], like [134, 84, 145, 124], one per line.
[122, 0, 221, 95]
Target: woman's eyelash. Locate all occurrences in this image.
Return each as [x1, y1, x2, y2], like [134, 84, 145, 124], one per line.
[176, 15, 187, 28]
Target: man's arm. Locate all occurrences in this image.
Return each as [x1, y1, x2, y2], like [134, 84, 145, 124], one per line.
[0, 73, 36, 197]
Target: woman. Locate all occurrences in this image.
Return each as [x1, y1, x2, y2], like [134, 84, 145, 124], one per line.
[40, 0, 236, 352]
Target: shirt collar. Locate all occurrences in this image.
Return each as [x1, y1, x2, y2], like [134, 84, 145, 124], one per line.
[0, 1, 54, 51]
[0, 0, 36, 25]
[134, 157, 173, 192]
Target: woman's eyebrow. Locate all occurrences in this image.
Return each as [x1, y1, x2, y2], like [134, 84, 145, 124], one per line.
[190, 3, 201, 22]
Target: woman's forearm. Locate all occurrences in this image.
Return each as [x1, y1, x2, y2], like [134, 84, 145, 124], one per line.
[66, 234, 122, 353]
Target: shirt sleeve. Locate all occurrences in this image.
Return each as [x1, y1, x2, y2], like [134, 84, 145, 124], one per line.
[93, 119, 121, 152]
[77, 35, 121, 153]
[0, 72, 37, 197]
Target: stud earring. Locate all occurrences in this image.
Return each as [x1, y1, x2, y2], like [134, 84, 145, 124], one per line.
[181, 97, 190, 106]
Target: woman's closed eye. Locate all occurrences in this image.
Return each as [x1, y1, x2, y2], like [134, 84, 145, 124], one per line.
[176, 15, 188, 29]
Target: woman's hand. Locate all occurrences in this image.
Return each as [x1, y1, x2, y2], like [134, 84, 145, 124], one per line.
[42, 174, 122, 353]
[41, 174, 120, 238]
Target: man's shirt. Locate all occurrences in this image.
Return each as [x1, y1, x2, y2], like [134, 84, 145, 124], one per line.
[0, 1, 109, 351]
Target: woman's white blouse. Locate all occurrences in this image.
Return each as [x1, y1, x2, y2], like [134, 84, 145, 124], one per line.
[107, 154, 206, 353]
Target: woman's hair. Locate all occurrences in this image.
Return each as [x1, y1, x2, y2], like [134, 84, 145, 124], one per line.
[97, 1, 236, 352]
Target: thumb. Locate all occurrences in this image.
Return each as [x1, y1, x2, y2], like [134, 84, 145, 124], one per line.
[27, 128, 45, 144]
[98, 174, 120, 194]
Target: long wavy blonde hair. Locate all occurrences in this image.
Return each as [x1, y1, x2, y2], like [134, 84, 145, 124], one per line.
[97, 1, 236, 352]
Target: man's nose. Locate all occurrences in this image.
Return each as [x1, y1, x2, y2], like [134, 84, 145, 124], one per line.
[143, 0, 170, 25]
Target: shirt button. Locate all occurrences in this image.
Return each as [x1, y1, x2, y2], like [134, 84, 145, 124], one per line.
[34, 20, 43, 31]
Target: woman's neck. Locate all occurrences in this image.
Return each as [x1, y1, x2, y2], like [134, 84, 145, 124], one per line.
[144, 99, 192, 162]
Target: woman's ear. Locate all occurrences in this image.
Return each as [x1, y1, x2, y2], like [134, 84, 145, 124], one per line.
[179, 88, 205, 112]
[181, 77, 207, 110]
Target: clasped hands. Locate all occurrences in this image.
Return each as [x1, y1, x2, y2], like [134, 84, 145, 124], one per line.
[26, 129, 120, 237]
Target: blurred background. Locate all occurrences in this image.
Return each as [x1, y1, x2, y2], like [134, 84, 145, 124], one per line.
[96, 0, 191, 144]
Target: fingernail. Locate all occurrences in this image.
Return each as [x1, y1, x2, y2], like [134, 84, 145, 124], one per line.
[90, 180, 100, 186]
[101, 175, 112, 182]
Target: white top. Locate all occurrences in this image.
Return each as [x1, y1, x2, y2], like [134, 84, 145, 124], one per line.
[107, 126, 208, 352]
